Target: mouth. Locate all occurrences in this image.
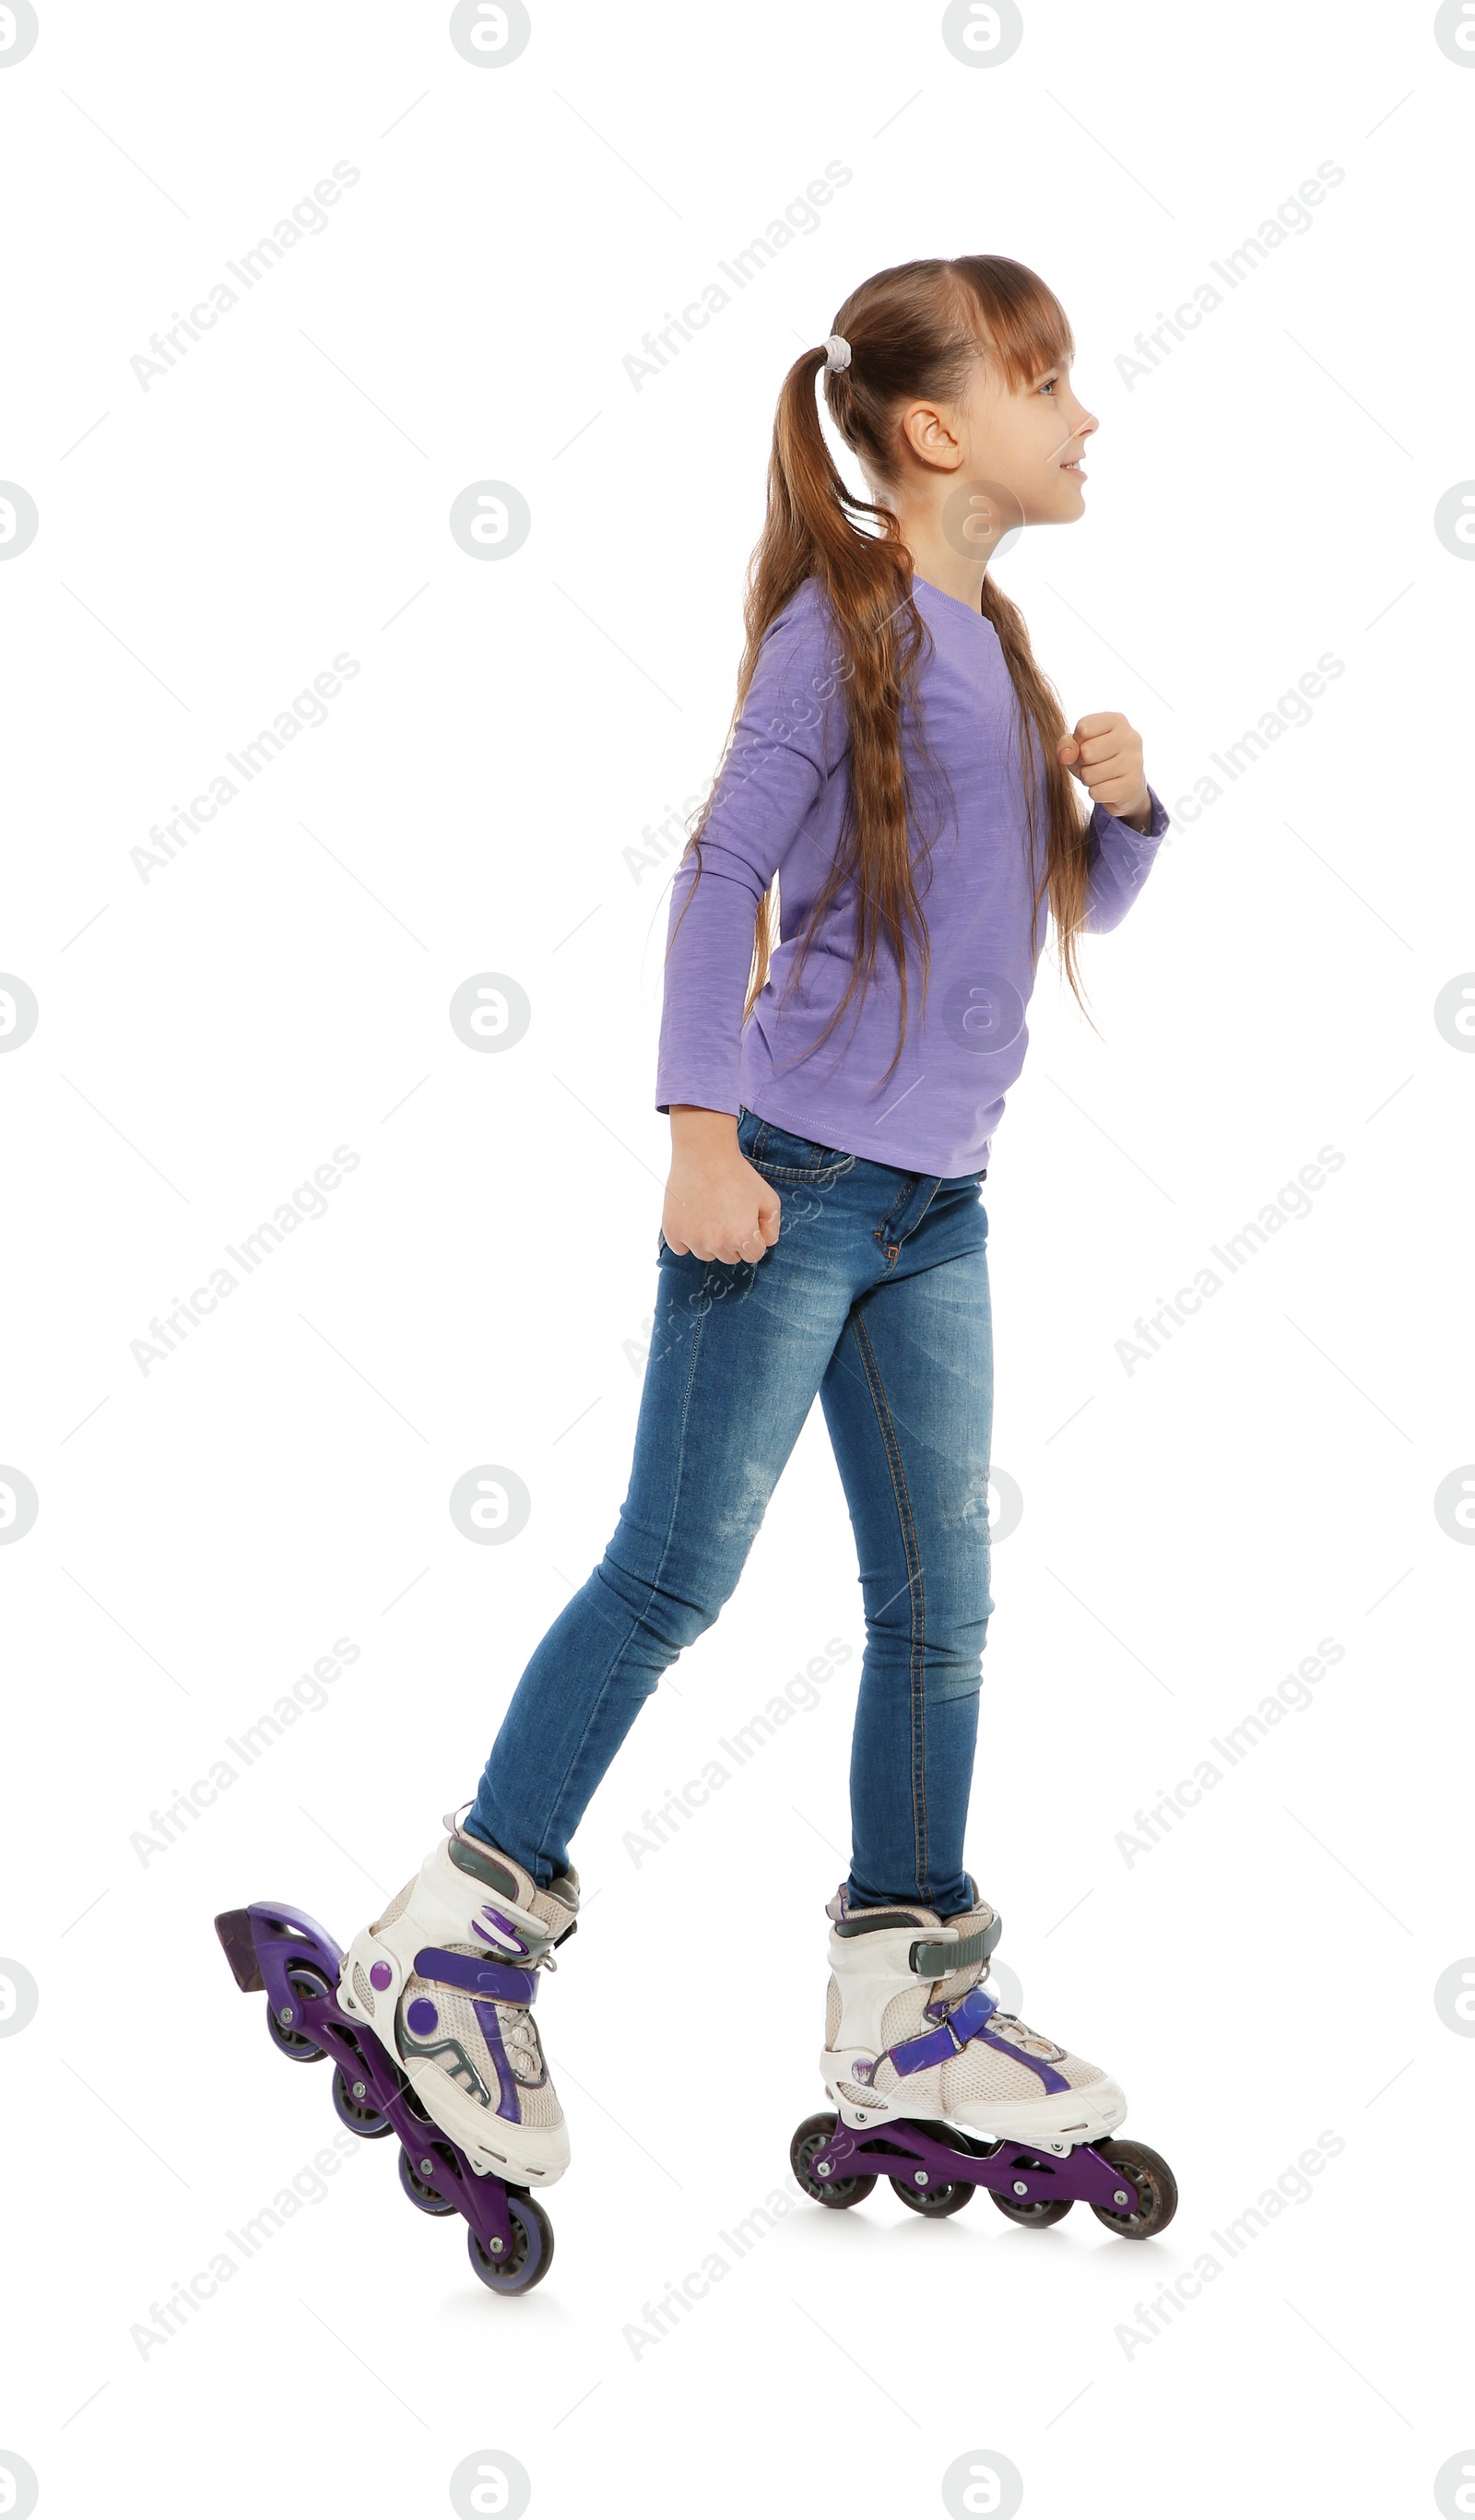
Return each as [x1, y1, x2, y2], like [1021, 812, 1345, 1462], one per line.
[1060, 457, 1086, 477]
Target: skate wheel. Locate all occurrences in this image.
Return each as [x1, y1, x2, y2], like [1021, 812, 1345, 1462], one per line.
[789, 2112, 876, 2209]
[398, 2144, 456, 2216]
[889, 2171, 974, 2218]
[265, 1963, 333, 2064]
[989, 2172, 1074, 2229]
[1089, 2139, 1178, 2240]
[466, 2194, 554, 2295]
[331, 2064, 393, 2139]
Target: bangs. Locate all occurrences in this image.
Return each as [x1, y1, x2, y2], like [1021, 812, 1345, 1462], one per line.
[950, 254, 1075, 389]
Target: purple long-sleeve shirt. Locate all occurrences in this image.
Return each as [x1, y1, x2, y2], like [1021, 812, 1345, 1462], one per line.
[655, 573, 1169, 1177]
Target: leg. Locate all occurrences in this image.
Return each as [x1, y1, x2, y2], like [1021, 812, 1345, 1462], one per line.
[469, 1217, 857, 1882]
[818, 1177, 994, 1914]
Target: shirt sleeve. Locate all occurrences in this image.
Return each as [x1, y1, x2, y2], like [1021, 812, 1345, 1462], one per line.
[1081, 782, 1171, 935]
[655, 595, 848, 1118]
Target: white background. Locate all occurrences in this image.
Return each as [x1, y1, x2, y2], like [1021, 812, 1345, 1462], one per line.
[2, 2, 1472, 2514]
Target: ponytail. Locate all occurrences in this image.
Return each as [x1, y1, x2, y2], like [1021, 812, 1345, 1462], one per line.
[670, 254, 1097, 1090]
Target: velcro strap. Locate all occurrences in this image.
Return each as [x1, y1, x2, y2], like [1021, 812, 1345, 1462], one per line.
[413, 1946, 539, 2005]
[887, 1982, 998, 2077]
[910, 1912, 1002, 1979]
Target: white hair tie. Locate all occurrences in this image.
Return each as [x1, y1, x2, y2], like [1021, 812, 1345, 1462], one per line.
[822, 333, 852, 373]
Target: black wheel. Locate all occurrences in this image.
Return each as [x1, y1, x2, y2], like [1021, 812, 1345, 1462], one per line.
[1089, 2139, 1178, 2239]
[990, 2181, 1074, 2229]
[790, 2112, 877, 2209]
[332, 2063, 393, 2138]
[265, 1962, 333, 2062]
[885, 2115, 978, 2216]
[398, 2144, 456, 2216]
[890, 2171, 974, 2218]
[987, 2148, 1075, 2227]
[466, 2194, 554, 2295]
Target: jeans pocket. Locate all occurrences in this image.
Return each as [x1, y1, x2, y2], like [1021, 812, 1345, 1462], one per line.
[738, 1105, 854, 1179]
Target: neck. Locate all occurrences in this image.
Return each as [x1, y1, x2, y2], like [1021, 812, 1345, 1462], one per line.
[903, 528, 989, 613]
[879, 487, 1017, 612]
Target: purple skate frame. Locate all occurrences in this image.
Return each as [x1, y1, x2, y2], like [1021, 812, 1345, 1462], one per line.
[812, 2115, 1144, 2215]
[215, 1899, 529, 2271]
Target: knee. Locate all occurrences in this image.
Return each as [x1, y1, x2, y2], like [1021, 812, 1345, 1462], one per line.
[925, 1639, 986, 1708]
[864, 1589, 990, 1703]
[592, 1544, 725, 1658]
[935, 1591, 992, 1686]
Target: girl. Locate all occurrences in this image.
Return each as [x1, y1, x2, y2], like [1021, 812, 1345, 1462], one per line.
[340, 254, 1170, 2237]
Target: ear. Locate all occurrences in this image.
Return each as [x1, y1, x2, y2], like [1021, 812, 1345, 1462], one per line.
[902, 399, 962, 471]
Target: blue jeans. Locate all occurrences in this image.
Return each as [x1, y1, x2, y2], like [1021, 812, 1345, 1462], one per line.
[469, 1105, 995, 1913]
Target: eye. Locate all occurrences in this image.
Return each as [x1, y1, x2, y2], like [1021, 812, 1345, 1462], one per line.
[1038, 373, 1058, 395]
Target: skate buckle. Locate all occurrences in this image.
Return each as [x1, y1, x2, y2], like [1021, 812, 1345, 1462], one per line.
[887, 1983, 998, 2078]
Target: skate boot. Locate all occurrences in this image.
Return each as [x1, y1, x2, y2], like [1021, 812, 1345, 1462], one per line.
[339, 1810, 577, 2187]
[792, 1877, 1175, 2238]
[819, 1878, 1126, 2148]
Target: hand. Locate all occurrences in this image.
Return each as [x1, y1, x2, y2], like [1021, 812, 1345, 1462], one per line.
[663, 1106, 782, 1265]
[1057, 713, 1151, 830]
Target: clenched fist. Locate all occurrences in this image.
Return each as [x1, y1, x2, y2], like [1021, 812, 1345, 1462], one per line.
[663, 1106, 781, 1266]
[1057, 713, 1152, 831]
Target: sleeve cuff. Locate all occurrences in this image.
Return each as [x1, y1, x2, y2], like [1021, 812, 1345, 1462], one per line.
[1094, 782, 1169, 842]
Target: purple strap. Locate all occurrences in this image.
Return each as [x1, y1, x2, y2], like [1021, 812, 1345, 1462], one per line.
[888, 1983, 998, 2075]
[414, 1945, 539, 2005]
[887, 1983, 1071, 2097]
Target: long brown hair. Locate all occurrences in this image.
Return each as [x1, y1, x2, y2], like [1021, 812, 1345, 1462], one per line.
[668, 254, 1097, 1091]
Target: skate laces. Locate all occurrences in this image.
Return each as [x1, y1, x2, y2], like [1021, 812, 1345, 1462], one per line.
[987, 2008, 1068, 2063]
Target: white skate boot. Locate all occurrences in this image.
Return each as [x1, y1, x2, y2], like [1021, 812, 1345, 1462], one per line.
[820, 1879, 1127, 2155]
[340, 1811, 577, 2186]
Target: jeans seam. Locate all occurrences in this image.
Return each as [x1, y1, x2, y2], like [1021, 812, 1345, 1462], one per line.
[874, 1175, 942, 1260]
[849, 1302, 929, 1900]
[752, 1160, 852, 1182]
[748, 1113, 854, 1181]
[534, 1259, 715, 1856]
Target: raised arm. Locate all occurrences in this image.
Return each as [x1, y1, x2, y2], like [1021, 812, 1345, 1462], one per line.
[1083, 783, 1171, 934]
[1056, 710, 1171, 935]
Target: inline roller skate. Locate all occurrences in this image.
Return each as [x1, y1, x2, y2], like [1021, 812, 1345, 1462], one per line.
[790, 1881, 1176, 2236]
[215, 1810, 578, 2295]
